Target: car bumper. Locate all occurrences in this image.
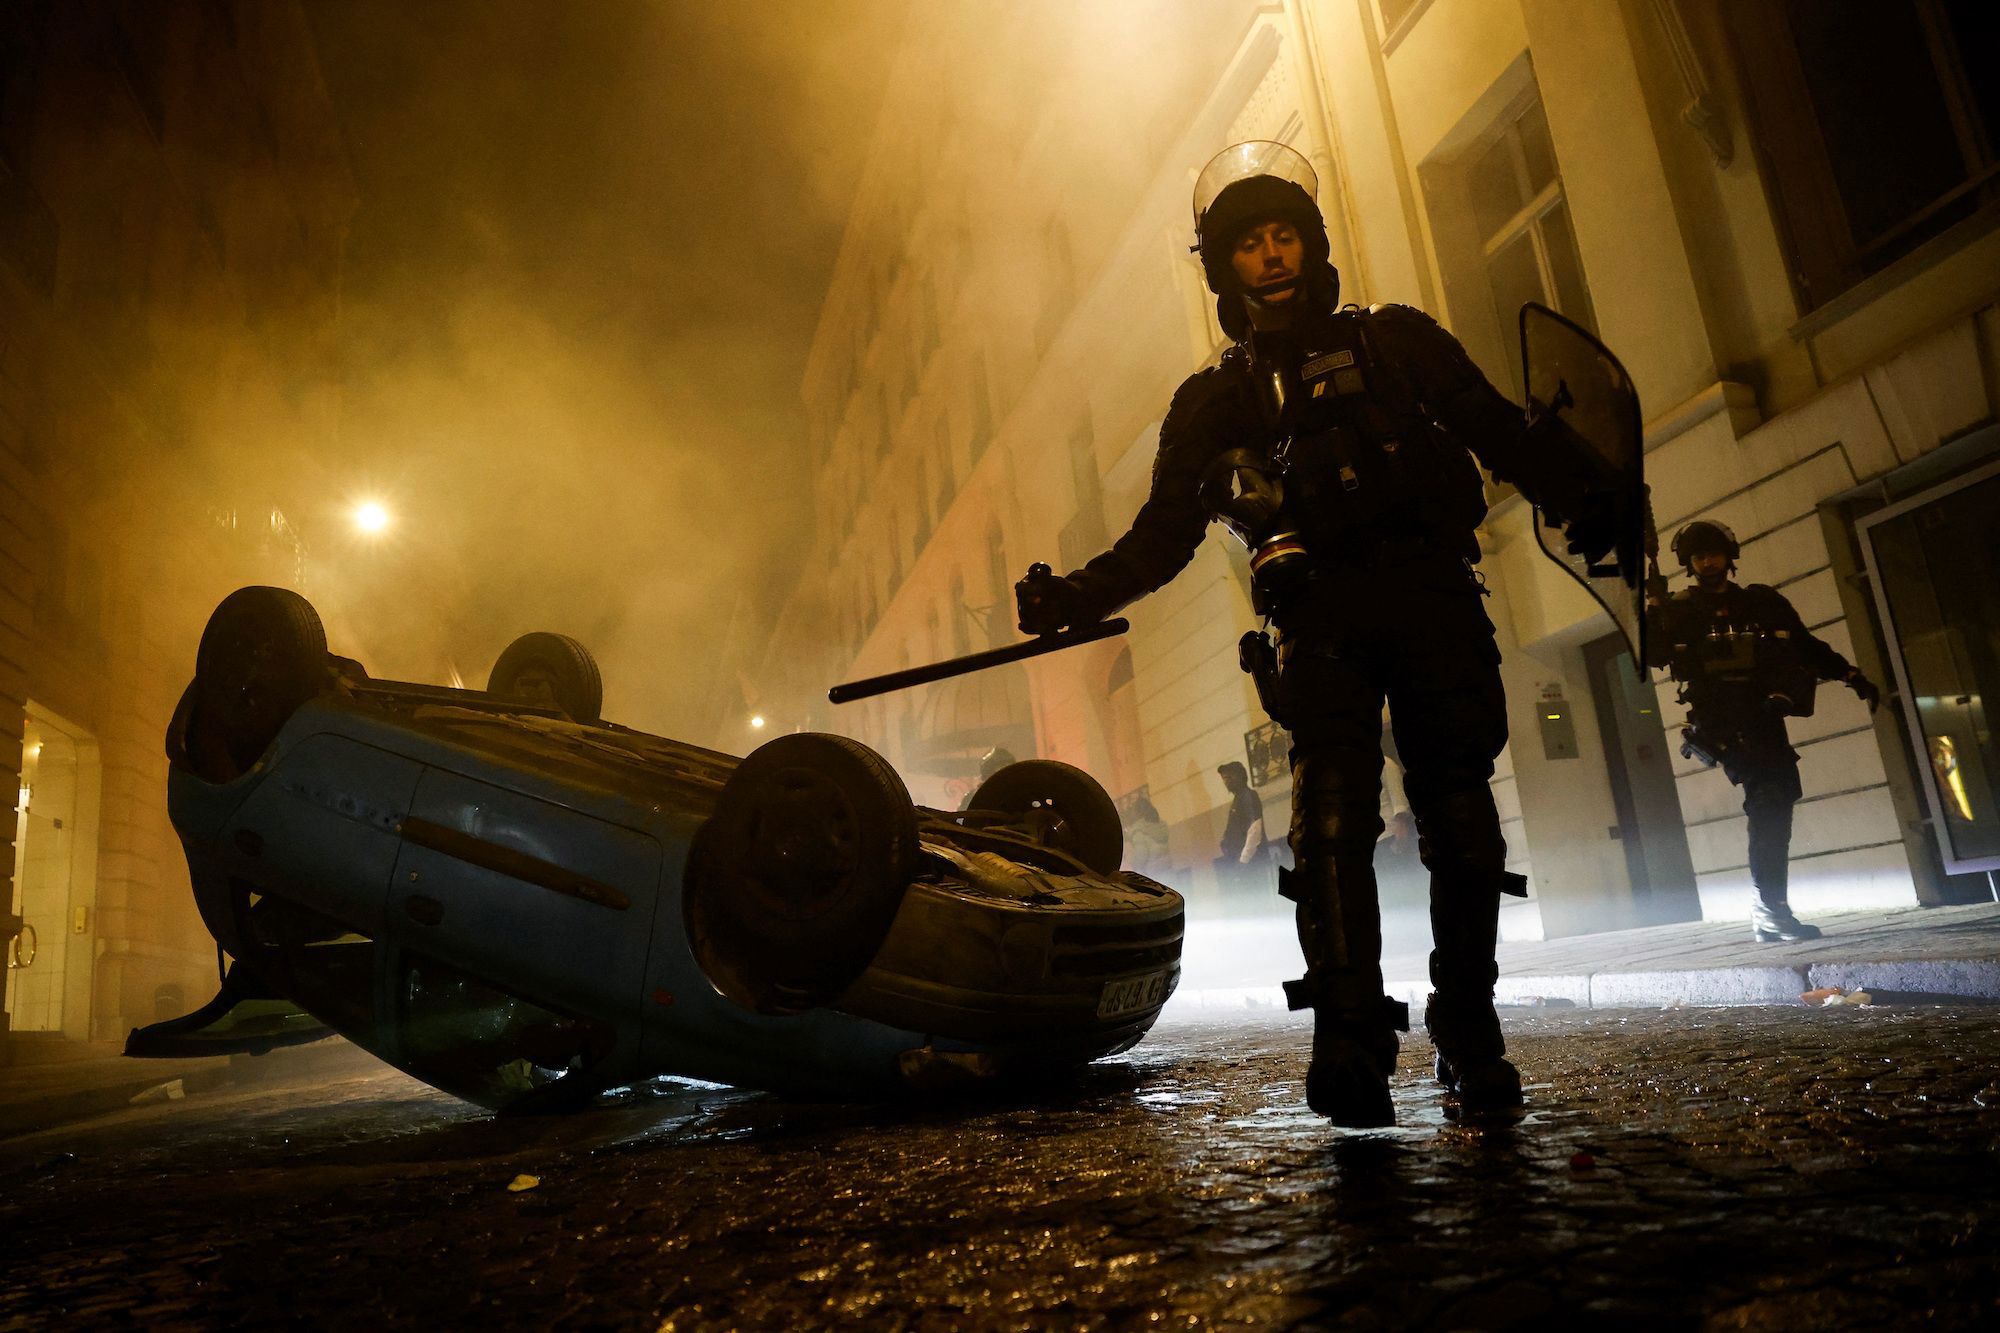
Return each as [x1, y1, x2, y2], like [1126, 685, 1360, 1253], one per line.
[835, 864, 1184, 1045]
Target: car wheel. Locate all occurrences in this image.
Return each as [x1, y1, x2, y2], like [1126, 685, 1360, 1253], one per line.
[969, 759, 1123, 875]
[488, 632, 603, 723]
[189, 586, 331, 780]
[686, 733, 917, 1014]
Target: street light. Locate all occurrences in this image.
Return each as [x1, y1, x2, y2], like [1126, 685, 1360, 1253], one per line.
[353, 500, 390, 535]
[750, 715, 766, 730]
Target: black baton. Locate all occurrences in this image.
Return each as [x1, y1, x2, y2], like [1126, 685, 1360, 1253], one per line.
[828, 619, 1130, 704]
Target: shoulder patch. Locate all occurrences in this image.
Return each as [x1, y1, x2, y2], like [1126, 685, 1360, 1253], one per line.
[1167, 361, 1243, 412]
[1358, 302, 1458, 353]
[1158, 363, 1247, 451]
[1364, 302, 1438, 326]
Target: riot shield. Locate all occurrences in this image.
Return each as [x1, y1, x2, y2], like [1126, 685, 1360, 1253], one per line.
[1519, 302, 1652, 677]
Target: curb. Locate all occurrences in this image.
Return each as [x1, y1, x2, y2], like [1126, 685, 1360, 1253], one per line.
[1167, 956, 2000, 1016]
[1495, 957, 2000, 1008]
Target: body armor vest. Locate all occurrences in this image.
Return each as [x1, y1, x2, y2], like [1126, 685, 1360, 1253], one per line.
[1663, 588, 1819, 719]
[1246, 311, 1487, 561]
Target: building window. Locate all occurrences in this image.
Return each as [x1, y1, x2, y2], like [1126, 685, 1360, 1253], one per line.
[1107, 646, 1134, 694]
[1245, 720, 1288, 787]
[1733, 0, 1999, 312]
[1058, 421, 1107, 572]
[985, 523, 1010, 649]
[1036, 215, 1076, 350]
[968, 360, 994, 465]
[949, 572, 970, 657]
[912, 273, 940, 376]
[1463, 96, 1595, 398]
[1376, 0, 1435, 50]
[933, 416, 955, 521]
[912, 452, 933, 555]
[0, 40, 58, 300]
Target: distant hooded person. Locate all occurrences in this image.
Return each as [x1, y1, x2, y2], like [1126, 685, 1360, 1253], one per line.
[1126, 791, 1171, 877]
[978, 746, 1017, 783]
[1214, 761, 1267, 886]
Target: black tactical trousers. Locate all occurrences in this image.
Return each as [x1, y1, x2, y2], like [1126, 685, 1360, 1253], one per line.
[1718, 720, 1805, 908]
[1743, 772, 1802, 905]
[1272, 554, 1513, 1044]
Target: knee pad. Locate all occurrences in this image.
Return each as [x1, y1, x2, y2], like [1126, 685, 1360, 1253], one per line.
[1288, 749, 1385, 856]
[1409, 785, 1507, 878]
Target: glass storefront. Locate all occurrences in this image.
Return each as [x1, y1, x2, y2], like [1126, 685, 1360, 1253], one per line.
[1860, 459, 2000, 873]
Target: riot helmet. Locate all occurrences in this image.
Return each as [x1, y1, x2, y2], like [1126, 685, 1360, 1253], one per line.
[1193, 141, 1338, 339]
[1671, 519, 1740, 570]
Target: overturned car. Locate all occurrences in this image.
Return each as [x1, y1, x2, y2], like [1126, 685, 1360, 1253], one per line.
[130, 588, 1182, 1111]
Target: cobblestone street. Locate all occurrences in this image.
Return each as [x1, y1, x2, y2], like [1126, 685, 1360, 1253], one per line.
[3, 1006, 1995, 1329]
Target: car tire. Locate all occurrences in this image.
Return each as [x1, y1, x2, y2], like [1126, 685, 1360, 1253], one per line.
[488, 632, 603, 723]
[686, 733, 917, 1014]
[969, 759, 1124, 875]
[189, 586, 331, 780]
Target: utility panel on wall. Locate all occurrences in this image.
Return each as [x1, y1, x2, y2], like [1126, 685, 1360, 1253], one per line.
[1539, 691, 1579, 761]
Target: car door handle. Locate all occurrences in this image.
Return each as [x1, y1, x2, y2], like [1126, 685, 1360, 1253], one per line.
[404, 895, 445, 927]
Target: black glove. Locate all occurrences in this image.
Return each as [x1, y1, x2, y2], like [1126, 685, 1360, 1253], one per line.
[1846, 670, 1882, 713]
[1562, 488, 1624, 566]
[1015, 562, 1084, 636]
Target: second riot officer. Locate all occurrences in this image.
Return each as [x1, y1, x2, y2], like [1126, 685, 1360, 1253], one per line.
[1015, 142, 1618, 1127]
[1647, 520, 1881, 941]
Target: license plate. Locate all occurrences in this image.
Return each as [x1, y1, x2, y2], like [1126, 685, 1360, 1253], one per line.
[1096, 970, 1171, 1020]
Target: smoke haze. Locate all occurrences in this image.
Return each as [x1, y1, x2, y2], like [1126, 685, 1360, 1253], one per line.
[301, 0, 907, 745]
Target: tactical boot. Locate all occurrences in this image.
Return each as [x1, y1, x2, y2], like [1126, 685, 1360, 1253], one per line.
[1422, 859, 1523, 1115]
[1305, 1027, 1397, 1127]
[1424, 991, 1523, 1114]
[1751, 900, 1822, 942]
[1280, 840, 1408, 1120]
[1292, 983, 1406, 1128]
[1742, 769, 1807, 942]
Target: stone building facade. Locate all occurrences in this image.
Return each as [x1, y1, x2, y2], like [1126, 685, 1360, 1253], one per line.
[777, 0, 2000, 936]
[0, 1, 355, 1054]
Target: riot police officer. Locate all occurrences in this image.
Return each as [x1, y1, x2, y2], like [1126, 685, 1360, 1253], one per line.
[1647, 520, 1881, 941]
[1015, 142, 1617, 1127]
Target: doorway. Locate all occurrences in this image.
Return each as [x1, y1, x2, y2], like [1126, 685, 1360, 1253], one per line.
[6, 705, 101, 1041]
[1582, 633, 1702, 925]
[1858, 453, 2000, 888]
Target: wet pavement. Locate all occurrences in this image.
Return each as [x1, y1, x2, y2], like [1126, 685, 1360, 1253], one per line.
[2, 1006, 1995, 1329]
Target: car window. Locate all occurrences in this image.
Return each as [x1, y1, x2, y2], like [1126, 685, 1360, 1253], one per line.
[240, 888, 378, 1044]
[397, 953, 613, 1109]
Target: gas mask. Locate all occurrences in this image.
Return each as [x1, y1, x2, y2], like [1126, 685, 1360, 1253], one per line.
[1200, 448, 1309, 613]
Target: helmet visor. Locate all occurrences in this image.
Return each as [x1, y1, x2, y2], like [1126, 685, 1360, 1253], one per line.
[1193, 141, 1318, 223]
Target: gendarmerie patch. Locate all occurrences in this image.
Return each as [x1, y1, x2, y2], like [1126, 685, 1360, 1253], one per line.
[1302, 349, 1355, 380]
